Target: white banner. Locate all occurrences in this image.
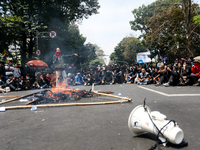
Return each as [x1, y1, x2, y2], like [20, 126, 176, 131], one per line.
[136, 51, 151, 63]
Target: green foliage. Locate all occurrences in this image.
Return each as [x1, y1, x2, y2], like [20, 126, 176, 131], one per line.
[130, 0, 200, 59]
[73, 43, 106, 67]
[193, 15, 200, 26]
[89, 57, 104, 66]
[0, 0, 100, 64]
[110, 36, 147, 65]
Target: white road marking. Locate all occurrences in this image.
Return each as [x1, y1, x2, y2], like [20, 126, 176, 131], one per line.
[138, 86, 200, 97]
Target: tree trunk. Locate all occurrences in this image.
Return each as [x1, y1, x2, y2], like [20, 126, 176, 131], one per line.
[21, 3, 27, 64]
[21, 24, 27, 64]
[182, 0, 193, 57]
[28, 31, 33, 59]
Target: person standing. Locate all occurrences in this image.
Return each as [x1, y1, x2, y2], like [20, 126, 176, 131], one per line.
[13, 64, 21, 78]
[157, 59, 164, 70]
[4, 60, 14, 80]
[53, 47, 78, 87]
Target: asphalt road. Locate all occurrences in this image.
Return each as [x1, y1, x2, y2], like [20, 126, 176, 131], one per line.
[0, 84, 199, 150]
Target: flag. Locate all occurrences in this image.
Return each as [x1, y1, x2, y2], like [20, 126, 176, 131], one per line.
[3, 49, 7, 63]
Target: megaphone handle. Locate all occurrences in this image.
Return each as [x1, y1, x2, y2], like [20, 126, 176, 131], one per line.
[143, 98, 146, 110]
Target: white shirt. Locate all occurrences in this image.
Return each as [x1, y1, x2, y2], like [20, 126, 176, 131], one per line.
[13, 68, 21, 78]
[5, 64, 14, 76]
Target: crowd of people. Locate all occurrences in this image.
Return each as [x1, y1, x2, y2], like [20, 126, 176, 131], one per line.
[74, 57, 200, 87]
[0, 57, 199, 93]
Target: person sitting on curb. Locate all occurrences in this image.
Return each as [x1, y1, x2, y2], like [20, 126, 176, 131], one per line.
[93, 71, 101, 85]
[124, 69, 130, 83]
[102, 70, 115, 85]
[163, 65, 179, 87]
[75, 72, 84, 85]
[0, 74, 6, 92]
[136, 68, 151, 85]
[191, 59, 200, 86]
[128, 68, 137, 83]
[178, 62, 192, 86]
[152, 67, 160, 84]
[24, 74, 32, 90]
[6, 74, 17, 91]
[33, 74, 47, 89]
[155, 64, 168, 86]
[84, 71, 93, 86]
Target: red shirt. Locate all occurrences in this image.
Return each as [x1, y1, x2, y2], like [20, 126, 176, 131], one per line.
[191, 63, 200, 77]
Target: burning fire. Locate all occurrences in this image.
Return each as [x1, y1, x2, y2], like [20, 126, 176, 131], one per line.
[45, 81, 88, 101]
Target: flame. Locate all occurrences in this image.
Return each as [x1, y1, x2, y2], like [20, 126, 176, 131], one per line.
[47, 78, 87, 101]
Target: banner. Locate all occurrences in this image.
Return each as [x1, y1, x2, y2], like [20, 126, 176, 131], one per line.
[136, 51, 151, 63]
[3, 49, 7, 63]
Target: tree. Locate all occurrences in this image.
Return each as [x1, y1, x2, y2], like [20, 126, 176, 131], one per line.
[130, 0, 200, 59]
[0, 0, 100, 63]
[110, 36, 147, 64]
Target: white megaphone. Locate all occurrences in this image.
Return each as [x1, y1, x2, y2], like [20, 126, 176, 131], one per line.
[128, 105, 184, 145]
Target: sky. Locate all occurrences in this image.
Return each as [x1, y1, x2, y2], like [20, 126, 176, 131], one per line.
[78, 0, 156, 64]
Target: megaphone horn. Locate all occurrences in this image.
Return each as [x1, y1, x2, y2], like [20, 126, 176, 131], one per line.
[55, 51, 61, 57]
[128, 105, 184, 145]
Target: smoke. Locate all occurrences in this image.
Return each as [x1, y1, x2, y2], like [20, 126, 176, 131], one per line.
[43, 18, 75, 66]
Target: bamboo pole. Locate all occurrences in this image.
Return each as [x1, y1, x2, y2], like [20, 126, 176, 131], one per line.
[0, 90, 47, 105]
[93, 92, 132, 102]
[0, 96, 20, 98]
[4, 99, 130, 110]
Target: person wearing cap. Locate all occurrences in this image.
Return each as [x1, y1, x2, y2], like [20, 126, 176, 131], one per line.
[75, 72, 83, 85]
[53, 47, 78, 87]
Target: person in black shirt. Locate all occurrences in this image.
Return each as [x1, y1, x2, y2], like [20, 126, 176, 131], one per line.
[152, 67, 160, 84]
[102, 70, 114, 85]
[0, 62, 6, 83]
[93, 71, 101, 85]
[114, 68, 124, 84]
[84, 71, 93, 86]
[27, 64, 36, 84]
[163, 65, 179, 86]
[178, 65, 192, 86]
